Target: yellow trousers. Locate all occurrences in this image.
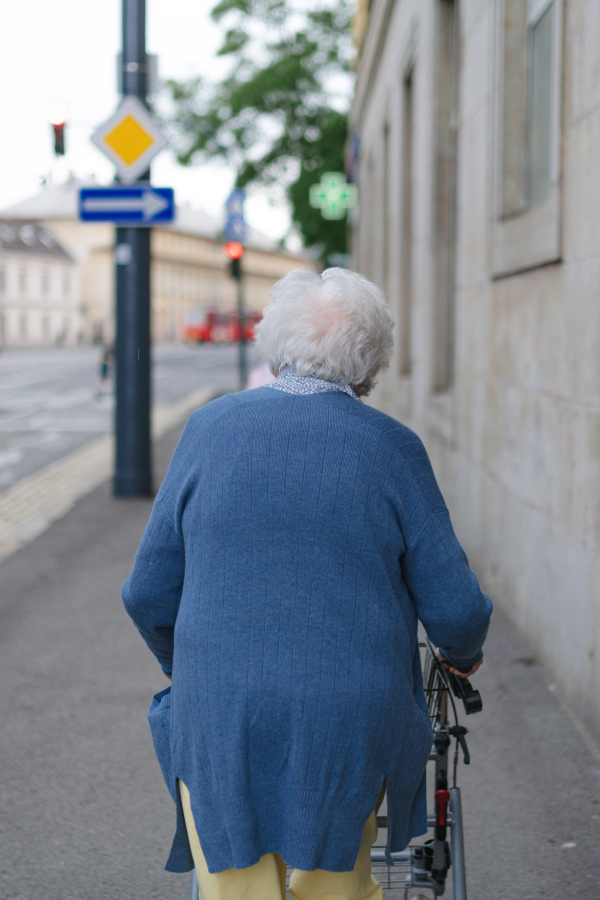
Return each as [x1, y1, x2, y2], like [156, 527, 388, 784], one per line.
[179, 780, 383, 900]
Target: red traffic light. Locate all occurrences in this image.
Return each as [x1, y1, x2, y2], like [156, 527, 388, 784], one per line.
[48, 103, 68, 156]
[225, 241, 243, 260]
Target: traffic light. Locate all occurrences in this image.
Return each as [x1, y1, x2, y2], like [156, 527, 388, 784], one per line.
[47, 102, 68, 156]
[225, 241, 243, 280]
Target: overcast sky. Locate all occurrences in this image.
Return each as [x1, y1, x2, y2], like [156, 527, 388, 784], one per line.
[0, 0, 290, 240]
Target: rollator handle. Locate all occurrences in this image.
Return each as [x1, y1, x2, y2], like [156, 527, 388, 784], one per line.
[446, 671, 483, 715]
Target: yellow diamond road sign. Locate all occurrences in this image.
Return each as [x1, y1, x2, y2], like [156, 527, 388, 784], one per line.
[91, 97, 168, 183]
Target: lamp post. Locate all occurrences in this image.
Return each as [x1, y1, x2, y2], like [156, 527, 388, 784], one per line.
[225, 241, 247, 389]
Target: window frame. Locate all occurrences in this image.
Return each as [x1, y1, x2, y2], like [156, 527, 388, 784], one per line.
[490, 0, 563, 279]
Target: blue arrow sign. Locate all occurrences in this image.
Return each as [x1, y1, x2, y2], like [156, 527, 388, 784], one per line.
[78, 186, 175, 224]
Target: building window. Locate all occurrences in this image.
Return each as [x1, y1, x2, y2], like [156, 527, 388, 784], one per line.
[19, 268, 27, 294]
[0, 268, 4, 296]
[382, 120, 391, 302]
[42, 315, 50, 340]
[526, 0, 556, 208]
[491, 0, 562, 277]
[399, 68, 414, 377]
[19, 314, 27, 341]
[432, 0, 459, 393]
[41, 269, 50, 296]
[361, 154, 376, 282]
[63, 271, 71, 297]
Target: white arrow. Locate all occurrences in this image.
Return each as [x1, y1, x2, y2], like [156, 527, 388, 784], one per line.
[82, 191, 169, 220]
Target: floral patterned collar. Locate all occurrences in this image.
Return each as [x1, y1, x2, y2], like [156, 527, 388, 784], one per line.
[264, 365, 359, 400]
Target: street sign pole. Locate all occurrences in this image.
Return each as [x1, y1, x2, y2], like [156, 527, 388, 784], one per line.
[237, 273, 247, 390]
[114, 0, 152, 497]
[224, 189, 248, 390]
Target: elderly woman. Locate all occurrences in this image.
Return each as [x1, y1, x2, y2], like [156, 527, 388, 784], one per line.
[123, 267, 492, 900]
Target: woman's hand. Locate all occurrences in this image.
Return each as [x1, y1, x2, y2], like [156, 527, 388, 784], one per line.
[436, 649, 483, 679]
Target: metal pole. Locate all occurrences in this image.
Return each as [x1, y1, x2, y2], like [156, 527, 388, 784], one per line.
[450, 787, 468, 900]
[237, 273, 247, 389]
[114, 0, 152, 496]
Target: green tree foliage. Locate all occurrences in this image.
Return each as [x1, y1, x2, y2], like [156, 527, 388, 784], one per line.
[165, 0, 354, 266]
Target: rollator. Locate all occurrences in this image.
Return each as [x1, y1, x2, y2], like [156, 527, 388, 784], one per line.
[368, 639, 483, 899]
[190, 639, 482, 900]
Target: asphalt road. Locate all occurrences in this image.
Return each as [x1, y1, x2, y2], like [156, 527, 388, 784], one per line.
[1, 422, 599, 899]
[0, 342, 262, 489]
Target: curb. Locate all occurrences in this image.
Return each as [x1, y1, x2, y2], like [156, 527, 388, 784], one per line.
[0, 387, 216, 564]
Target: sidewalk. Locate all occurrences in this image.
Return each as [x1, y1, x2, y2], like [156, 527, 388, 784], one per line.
[1, 413, 599, 899]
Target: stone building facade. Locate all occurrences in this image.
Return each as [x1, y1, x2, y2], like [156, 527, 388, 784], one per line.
[0, 219, 81, 346]
[351, 0, 600, 742]
[1, 182, 310, 345]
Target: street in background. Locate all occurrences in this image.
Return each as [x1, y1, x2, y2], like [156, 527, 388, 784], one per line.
[0, 343, 261, 490]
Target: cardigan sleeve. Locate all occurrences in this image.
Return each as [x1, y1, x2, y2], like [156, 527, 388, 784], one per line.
[401, 508, 492, 668]
[122, 496, 185, 675]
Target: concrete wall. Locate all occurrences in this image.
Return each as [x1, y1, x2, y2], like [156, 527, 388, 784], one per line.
[351, 0, 600, 743]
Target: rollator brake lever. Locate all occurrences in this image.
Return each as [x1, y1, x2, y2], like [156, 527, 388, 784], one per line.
[448, 725, 470, 764]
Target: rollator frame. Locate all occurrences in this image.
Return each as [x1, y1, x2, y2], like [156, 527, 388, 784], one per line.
[369, 639, 482, 899]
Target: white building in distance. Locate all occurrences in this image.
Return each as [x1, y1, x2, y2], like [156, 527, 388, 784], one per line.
[0, 219, 81, 347]
[351, 0, 600, 744]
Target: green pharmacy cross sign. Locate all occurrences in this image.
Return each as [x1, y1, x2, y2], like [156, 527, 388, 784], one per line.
[309, 172, 357, 221]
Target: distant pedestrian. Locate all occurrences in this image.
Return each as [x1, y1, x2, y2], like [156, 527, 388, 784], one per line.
[95, 343, 113, 397]
[123, 267, 492, 900]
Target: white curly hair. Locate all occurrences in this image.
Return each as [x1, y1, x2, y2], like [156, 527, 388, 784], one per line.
[253, 267, 394, 396]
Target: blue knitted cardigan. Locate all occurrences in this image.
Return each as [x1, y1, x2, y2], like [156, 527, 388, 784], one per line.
[123, 383, 492, 874]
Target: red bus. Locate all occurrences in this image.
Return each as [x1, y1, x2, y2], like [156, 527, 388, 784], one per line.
[183, 307, 261, 344]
